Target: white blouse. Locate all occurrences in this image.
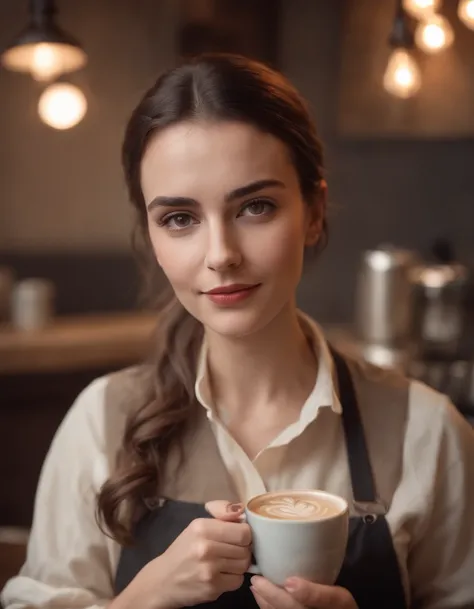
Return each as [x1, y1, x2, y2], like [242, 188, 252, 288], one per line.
[2, 318, 474, 609]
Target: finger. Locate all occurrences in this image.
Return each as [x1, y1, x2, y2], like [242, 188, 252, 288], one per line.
[210, 540, 252, 560]
[205, 500, 244, 521]
[251, 576, 301, 609]
[218, 557, 252, 575]
[284, 577, 356, 608]
[251, 587, 275, 609]
[218, 572, 245, 594]
[192, 518, 252, 547]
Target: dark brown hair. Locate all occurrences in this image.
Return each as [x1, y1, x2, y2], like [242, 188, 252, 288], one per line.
[97, 53, 327, 544]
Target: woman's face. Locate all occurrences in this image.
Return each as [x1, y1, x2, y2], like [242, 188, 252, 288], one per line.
[141, 120, 322, 338]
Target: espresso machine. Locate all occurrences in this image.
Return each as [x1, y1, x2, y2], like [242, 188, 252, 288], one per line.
[348, 241, 474, 425]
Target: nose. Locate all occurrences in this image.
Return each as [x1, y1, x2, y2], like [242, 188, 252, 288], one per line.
[205, 222, 242, 272]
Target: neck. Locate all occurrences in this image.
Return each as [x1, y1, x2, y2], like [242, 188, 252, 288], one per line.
[204, 303, 318, 415]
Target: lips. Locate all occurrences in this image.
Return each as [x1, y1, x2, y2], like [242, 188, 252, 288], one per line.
[203, 283, 261, 306]
[205, 284, 259, 295]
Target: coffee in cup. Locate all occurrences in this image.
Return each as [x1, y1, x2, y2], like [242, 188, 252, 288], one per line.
[249, 491, 341, 521]
[245, 489, 349, 587]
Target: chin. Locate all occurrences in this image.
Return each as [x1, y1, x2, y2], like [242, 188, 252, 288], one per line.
[198, 301, 284, 339]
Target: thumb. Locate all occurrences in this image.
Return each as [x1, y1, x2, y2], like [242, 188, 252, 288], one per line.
[205, 500, 245, 521]
[284, 578, 355, 608]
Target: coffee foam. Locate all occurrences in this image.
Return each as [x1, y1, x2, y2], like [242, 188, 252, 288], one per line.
[249, 492, 342, 521]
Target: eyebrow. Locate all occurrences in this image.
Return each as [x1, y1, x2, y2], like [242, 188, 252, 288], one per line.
[146, 179, 285, 212]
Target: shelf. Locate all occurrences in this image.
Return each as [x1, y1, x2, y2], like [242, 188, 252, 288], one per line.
[0, 312, 158, 375]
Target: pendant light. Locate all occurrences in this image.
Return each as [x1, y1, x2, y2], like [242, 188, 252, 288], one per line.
[403, 0, 441, 19]
[415, 13, 454, 53]
[38, 81, 87, 129]
[384, 1, 421, 98]
[458, 0, 474, 30]
[1, 0, 87, 82]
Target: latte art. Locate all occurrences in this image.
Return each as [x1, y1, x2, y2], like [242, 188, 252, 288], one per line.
[259, 497, 324, 519]
[249, 491, 342, 521]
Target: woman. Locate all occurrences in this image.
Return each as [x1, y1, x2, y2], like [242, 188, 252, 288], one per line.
[2, 54, 473, 609]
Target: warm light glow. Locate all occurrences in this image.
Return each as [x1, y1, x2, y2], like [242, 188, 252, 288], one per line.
[38, 83, 87, 130]
[403, 0, 441, 18]
[383, 49, 422, 98]
[415, 14, 454, 53]
[30, 43, 63, 81]
[1, 41, 86, 79]
[458, 0, 474, 30]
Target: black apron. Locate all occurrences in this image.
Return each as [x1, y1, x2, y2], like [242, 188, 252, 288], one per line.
[114, 350, 407, 608]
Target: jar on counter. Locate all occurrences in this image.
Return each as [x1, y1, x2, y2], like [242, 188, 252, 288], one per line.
[411, 262, 470, 358]
[355, 246, 418, 347]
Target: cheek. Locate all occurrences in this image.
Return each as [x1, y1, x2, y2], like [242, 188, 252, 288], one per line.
[148, 226, 202, 288]
[148, 228, 182, 278]
[250, 217, 305, 274]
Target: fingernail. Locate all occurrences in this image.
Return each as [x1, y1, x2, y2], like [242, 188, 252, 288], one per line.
[250, 576, 258, 586]
[227, 502, 243, 512]
[284, 577, 298, 592]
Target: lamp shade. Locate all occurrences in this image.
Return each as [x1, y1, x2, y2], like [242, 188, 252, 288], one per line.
[1, 0, 87, 80]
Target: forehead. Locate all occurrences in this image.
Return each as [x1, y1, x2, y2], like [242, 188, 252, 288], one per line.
[140, 120, 297, 201]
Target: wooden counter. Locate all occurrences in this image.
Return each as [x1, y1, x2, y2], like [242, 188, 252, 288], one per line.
[0, 312, 158, 375]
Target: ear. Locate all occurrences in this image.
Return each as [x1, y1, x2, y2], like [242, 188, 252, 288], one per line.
[304, 180, 327, 246]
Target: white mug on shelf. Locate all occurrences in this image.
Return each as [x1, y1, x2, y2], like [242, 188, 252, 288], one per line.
[11, 278, 55, 331]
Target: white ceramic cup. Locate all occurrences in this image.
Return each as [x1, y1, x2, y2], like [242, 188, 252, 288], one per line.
[11, 278, 55, 331]
[244, 489, 349, 587]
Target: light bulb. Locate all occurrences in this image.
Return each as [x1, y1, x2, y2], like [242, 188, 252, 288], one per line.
[30, 43, 63, 81]
[383, 49, 421, 98]
[415, 14, 454, 53]
[458, 0, 474, 30]
[403, 0, 441, 18]
[38, 83, 87, 130]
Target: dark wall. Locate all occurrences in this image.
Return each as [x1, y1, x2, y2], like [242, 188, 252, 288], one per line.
[0, 0, 177, 314]
[0, 0, 177, 251]
[284, 0, 474, 322]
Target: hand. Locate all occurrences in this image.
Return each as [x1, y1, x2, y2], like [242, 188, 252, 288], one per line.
[123, 500, 251, 609]
[250, 575, 358, 609]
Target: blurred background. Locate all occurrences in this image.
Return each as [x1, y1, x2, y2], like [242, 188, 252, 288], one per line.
[1, 0, 473, 586]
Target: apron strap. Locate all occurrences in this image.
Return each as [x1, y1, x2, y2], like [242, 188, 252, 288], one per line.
[330, 347, 377, 503]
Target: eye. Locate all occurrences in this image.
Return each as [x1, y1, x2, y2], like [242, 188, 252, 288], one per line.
[240, 199, 275, 217]
[159, 212, 198, 231]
